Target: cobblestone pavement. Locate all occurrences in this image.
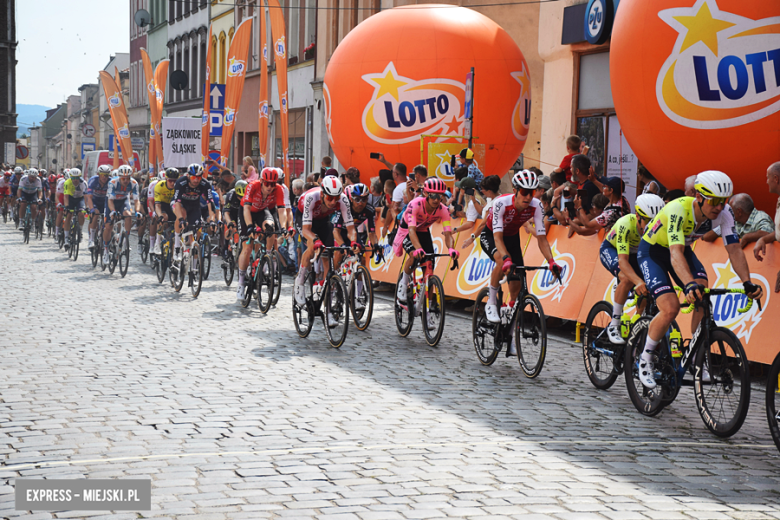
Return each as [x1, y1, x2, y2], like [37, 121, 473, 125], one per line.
[1, 223, 779, 520]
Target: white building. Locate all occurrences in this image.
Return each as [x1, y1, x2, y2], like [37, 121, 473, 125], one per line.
[166, 0, 210, 118]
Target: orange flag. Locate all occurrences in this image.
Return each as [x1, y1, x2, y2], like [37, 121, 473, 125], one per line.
[140, 49, 158, 174]
[201, 24, 213, 165]
[258, 6, 269, 169]
[99, 71, 135, 170]
[219, 17, 252, 168]
[111, 68, 121, 169]
[113, 67, 135, 170]
[154, 60, 169, 172]
[268, 0, 289, 181]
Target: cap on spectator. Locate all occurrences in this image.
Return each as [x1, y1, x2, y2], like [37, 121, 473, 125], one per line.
[603, 176, 624, 193]
[324, 168, 339, 178]
[458, 176, 476, 190]
[459, 148, 475, 160]
[537, 175, 552, 190]
[445, 190, 452, 198]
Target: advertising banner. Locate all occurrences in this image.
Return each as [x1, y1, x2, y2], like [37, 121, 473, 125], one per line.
[162, 118, 202, 168]
[427, 143, 486, 189]
[99, 70, 135, 170]
[257, 3, 269, 170]
[268, 0, 289, 178]
[606, 115, 638, 208]
[201, 24, 213, 164]
[140, 49, 158, 173]
[219, 17, 252, 168]
[154, 60, 169, 172]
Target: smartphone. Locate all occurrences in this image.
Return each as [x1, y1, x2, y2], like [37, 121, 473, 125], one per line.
[453, 203, 463, 213]
[408, 172, 416, 181]
[370, 152, 380, 159]
[577, 188, 587, 199]
[562, 189, 571, 198]
[465, 188, 475, 196]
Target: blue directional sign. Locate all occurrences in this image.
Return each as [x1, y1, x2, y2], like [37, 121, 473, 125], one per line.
[209, 84, 226, 137]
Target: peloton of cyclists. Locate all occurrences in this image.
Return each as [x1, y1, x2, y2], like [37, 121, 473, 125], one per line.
[62, 168, 87, 250]
[103, 165, 142, 265]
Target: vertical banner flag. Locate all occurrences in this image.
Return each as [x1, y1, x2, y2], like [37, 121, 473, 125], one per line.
[114, 67, 135, 170]
[154, 59, 169, 172]
[257, 5, 269, 169]
[99, 71, 135, 170]
[140, 49, 158, 173]
[111, 68, 121, 169]
[201, 24, 213, 165]
[219, 17, 253, 168]
[268, 0, 289, 181]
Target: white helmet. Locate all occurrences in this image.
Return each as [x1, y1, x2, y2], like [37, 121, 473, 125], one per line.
[276, 167, 285, 183]
[97, 164, 112, 175]
[321, 175, 343, 197]
[117, 165, 133, 177]
[695, 170, 733, 199]
[13, 166, 22, 174]
[69, 168, 82, 178]
[512, 169, 539, 190]
[158, 171, 166, 180]
[635, 194, 665, 220]
[28, 168, 38, 177]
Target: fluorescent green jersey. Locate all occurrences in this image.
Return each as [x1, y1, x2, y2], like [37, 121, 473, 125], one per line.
[605, 213, 640, 255]
[642, 196, 739, 247]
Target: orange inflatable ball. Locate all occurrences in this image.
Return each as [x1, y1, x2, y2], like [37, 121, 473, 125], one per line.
[611, 0, 780, 212]
[323, 5, 531, 183]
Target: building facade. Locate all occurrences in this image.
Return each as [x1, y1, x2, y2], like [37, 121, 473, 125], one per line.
[0, 0, 16, 158]
[129, 0, 150, 170]
[166, 0, 210, 118]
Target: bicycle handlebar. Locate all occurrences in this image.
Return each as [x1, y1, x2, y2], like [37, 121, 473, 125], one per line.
[680, 287, 758, 315]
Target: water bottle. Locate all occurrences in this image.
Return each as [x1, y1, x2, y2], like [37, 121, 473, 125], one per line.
[670, 329, 682, 358]
[620, 313, 631, 339]
[500, 304, 512, 325]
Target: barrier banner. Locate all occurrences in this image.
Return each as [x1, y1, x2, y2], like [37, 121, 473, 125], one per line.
[140, 49, 158, 173]
[162, 117, 202, 167]
[427, 143, 486, 188]
[99, 71, 135, 170]
[257, 4, 269, 169]
[268, 0, 289, 177]
[220, 17, 252, 168]
[201, 24, 213, 164]
[153, 60, 169, 172]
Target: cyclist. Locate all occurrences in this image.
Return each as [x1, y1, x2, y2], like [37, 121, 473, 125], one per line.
[17, 168, 43, 228]
[152, 168, 179, 256]
[172, 163, 214, 260]
[221, 179, 245, 262]
[392, 178, 459, 302]
[62, 168, 87, 250]
[103, 165, 141, 265]
[334, 183, 378, 257]
[0, 170, 11, 215]
[55, 170, 69, 240]
[599, 194, 665, 344]
[294, 175, 357, 306]
[146, 171, 163, 256]
[86, 165, 113, 249]
[276, 167, 294, 235]
[481, 170, 562, 330]
[235, 168, 288, 299]
[637, 171, 764, 389]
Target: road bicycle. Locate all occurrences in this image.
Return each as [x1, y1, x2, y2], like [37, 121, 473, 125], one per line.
[336, 246, 382, 331]
[624, 287, 755, 437]
[90, 211, 105, 269]
[395, 252, 458, 347]
[34, 204, 45, 240]
[1, 196, 8, 223]
[195, 220, 217, 281]
[472, 265, 553, 378]
[138, 216, 150, 265]
[169, 221, 203, 297]
[293, 245, 352, 348]
[238, 228, 279, 313]
[12, 198, 19, 228]
[105, 213, 131, 277]
[20, 200, 38, 244]
[765, 351, 780, 453]
[155, 219, 174, 284]
[45, 200, 55, 237]
[66, 208, 87, 261]
[219, 221, 239, 286]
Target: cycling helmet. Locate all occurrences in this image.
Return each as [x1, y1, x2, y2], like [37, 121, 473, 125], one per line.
[48, 174, 56, 184]
[634, 194, 665, 220]
[694, 170, 733, 199]
[423, 178, 447, 194]
[348, 183, 369, 199]
[97, 164, 112, 175]
[38, 169, 47, 175]
[276, 167, 285, 183]
[234, 180, 248, 197]
[3, 170, 11, 177]
[69, 168, 82, 178]
[111, 169, 118, 177]
[321, 175, 343, 197]
[14, 166, 22, 174]
[28, 168, 38, 177]
[117, 165, 133, 177]
[164, 167, 179, 180]
[186, 163, 204, 177]
[158, 171, 166, 180]
[260, 167, 279, 183]
[512, 169, 539, 190]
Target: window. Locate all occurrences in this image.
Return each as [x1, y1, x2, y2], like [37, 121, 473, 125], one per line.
[176, 0, 182, 19]
[304, 0, 315, 54]
[289, 0, 300, 63]
[211, 36, 217, 83]
[183, 46, 190, 100]
[200, 40, 206, 96]
[219, 31, 227, 84]
[169, 0, 175, 23]
[176, 49, 182, 101]
[184, 0, 190, 16]
[191, 41, 198, 97]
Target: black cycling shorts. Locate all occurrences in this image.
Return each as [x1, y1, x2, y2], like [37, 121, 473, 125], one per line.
[480, 228, 524, 281]
[239, 208, 280, 240]
[67, 196, 85, 212]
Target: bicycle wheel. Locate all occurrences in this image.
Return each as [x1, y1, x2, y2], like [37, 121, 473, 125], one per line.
[394, 270, 414, 337]
[201, 234, 211, 280]
[140, 232, 149, 264]
[223, 247, 235, 286]
[240, 260, 254, 308]
[118, 232, 130, 278]
[515, 294, 547, 378]
[693, 327, 751, 438]
[91, 232, 99, 268]
[156, 242, 168, 283]
[23, 216, 30, 244]
[324, 273, 350, 348]
[582, 301, 621, 390]
[272, 251, 283, 306]
[57, 227, 64, 249]
[256, 254, 273, 314]
[171, 254, 185, 292]
[349, 265, 374, 331]
[190, 243, 203, 298]
[766, 352, 780, 453]
[108, 237, 118, 274]
[293, 269, 315, 338]
[422, 275, 446, 347]
[72, 225, 80, 261]
[623, 317, 664, 417]
[473, 287, 500, 366]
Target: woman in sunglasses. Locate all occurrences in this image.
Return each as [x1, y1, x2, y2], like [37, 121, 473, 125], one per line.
[481, 170, 562, 343]
[393, 178, 459, 302]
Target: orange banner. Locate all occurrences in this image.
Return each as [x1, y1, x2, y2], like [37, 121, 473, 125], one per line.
[112, 68, 122, 169]
[220, 17, 252, 168]
[153, 60, 169, 172]
[268, 0, 289, 179]
[201, 24, 213, 164]
[140, 49, 158, 173]
[258, 5, 269, 169]
[99, 70, 135, 171]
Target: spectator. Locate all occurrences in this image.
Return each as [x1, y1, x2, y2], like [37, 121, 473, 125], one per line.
[536, 174, 551, 200]
[368, 177, 384, 212]
[663, 189, 685, 203]
[461, 174, 501, 248]
[754, 161, 780, 293]
[450, 166, 469, 218]
[553, 135, 588, 182]
[458, 148, 483, 189]
[552, 154, 600, 223]
[703, 193, 774, 247]
[242, 157, 258, 182]
[292, 178, 306, 267]
[320, 156, 332, 176]
[540, 190, 554, 225]
[569, 176, 626, 236]
[638, 166, 666, 196]
[684, 175, 697, 197]
[306, 172, 321, 185]
[342, 167, 361, 186]
[405, 164, 428, 202]
[323, 168, 339, 179]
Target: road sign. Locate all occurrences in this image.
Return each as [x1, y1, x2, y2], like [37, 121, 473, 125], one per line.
[16, 144, 29, 160]
[209, 84, 226, 137]
[210, 111, 223, 137]
[5, 142, 14, 163]
[82, 123, 96, 138]
[207, 150, 221, 175]
[131, 137, 145, 150]
[81, 143, 95, 159]
[210, 84, 225, 110]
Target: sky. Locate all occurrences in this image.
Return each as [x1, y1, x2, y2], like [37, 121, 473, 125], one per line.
[17, 0, 130, 110]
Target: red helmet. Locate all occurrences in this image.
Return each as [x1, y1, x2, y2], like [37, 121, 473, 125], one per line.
[423, 178, 447, 194]
[260, 167, 279, 183]
[48, 174, 56, 184]
[3, 170, 11, 177]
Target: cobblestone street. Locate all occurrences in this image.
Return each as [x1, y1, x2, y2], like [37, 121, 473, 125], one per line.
[1, 224, 779, 519]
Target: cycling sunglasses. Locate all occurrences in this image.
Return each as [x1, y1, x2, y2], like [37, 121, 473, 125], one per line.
[703, 195, 728, 206]
[517, 188, 534, 197]
[189, 175, 202, 181]
[262, 182, 276, 188]
[426, 193, 443, 201]
[352, 195, 368, 203]
[324, 193, 340, 202]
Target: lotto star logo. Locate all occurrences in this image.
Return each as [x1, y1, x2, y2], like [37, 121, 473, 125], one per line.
[529, 240, 575, 302]
[511, 63, 532, 141]
[709, 259, 769, 343]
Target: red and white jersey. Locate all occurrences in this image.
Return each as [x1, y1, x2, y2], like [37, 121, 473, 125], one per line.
[298, 188, 353, 227]
[242, 181, 286, 212]
[486, 194, 546, 236]
[0, 176, 10, 189]
[147, 179, 159, 202]
[56, 178, 66, 195]
[280, 183, 291, 209]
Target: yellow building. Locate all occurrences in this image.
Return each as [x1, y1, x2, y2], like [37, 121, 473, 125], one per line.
[211, 0, 235, 86]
